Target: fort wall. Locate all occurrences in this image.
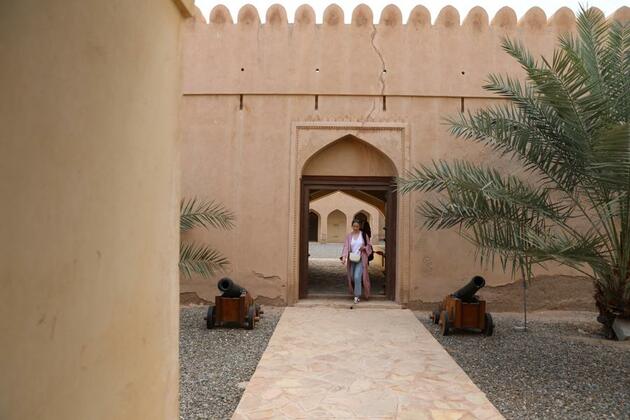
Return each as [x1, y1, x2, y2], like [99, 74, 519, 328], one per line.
[180, 4, 629, 305]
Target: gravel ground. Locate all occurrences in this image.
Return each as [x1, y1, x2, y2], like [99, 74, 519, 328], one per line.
[417, 311, 630, 420]
[180, 305, 283, 420]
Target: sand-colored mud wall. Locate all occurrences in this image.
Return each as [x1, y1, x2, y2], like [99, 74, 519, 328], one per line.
[0, 1, 192, 418]
[180, 4, 629, 305]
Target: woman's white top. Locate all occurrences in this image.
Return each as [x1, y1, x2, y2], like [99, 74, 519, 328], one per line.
[350, 232, 364, 254]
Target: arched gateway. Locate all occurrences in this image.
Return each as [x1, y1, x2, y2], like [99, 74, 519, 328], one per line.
[295, 132, 405, 301]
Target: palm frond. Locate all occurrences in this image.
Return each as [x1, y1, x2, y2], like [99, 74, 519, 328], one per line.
[399, 160, 570, 224]
[444, 99, 586, 193]
[179, 242, 229, 279]
[400, 8, 630, 321]
[588, 124, 630, 191]
[600, 21, 630, 121]
[501, 36, 592, 144]
[180, 197, 235, 232]
[523, 230, 606, 273]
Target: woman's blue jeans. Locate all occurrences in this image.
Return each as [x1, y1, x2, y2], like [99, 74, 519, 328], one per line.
[351, 261, 363, 297]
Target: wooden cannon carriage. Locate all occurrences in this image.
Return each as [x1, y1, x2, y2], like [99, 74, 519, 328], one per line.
[430, 276, 494, 336]
[205, 278, 261, 330]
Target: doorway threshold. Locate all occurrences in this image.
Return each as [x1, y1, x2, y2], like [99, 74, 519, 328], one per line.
[295, 295, 401, 310]
[306, 293, 388, 301]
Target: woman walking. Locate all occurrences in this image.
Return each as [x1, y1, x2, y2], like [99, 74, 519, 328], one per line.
[341, 219, 372, 303]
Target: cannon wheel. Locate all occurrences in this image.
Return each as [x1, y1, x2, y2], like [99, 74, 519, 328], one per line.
[431, 310, 440, 325]
[205, 306, 215, 329]
[245, 305, 256, 330]
[483, 313, 494, 336]
[439, 310, 450, 336]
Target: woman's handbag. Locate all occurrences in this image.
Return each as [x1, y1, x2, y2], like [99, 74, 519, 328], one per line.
[349, 252, 361, 263]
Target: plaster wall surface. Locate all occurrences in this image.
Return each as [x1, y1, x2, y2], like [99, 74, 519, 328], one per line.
[180, 4, 629, 305]
[0, 1, 190, 418]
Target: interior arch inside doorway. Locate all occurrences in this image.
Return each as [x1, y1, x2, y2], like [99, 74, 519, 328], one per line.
[302, 134, 397, 177]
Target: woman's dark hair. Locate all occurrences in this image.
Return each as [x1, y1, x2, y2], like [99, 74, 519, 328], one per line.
[351, 219, 362, 226]
[362, 221, 372, 238]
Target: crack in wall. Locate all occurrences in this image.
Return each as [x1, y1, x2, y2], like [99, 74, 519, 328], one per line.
[362, 23, 387, 124]
[252, 270, 282, 281]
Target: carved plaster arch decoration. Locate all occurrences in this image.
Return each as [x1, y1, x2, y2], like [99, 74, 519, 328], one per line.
[307, 209, 321, 242]
[308, 208, 322, 218]
[353, 209, 372, 223]
[287, 120, 411, 304]
[326, 209, 347, 243]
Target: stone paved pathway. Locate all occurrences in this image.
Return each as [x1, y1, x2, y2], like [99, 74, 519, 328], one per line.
[233, 307, 504, 419]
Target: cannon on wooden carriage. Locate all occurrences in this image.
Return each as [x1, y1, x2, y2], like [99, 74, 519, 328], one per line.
[430, 276, 494, 336]
[205, 278, 262, 330]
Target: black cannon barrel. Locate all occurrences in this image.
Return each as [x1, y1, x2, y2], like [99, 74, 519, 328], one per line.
[452, 276, 486, 302]
[217, 277, 244, 298]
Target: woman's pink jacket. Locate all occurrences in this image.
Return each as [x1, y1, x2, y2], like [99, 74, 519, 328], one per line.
[341, 231, 372, 298]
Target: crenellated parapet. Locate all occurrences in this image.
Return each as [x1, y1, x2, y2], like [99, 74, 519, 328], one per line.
[194, 4, 630, 28]
[183, 4, 630, 97]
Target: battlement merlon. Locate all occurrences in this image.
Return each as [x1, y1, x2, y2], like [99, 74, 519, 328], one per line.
[183, 4, 630, 97]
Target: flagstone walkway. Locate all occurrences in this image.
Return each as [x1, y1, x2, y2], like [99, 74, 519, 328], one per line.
[233, 307, 503, 419]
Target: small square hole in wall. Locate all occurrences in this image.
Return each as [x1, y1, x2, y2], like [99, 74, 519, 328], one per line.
[461, 71, 465, 75]
[315, 68, 320, 72]
[241, 68, 245, 72]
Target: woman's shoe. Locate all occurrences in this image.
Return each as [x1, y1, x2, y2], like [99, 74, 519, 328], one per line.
[353, 297, 359, 304]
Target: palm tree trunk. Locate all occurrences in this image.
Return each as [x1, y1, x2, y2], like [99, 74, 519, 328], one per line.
[594, 272, 630, 338]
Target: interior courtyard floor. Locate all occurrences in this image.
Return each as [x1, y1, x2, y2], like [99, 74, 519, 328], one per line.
[307, 258, 387, 296]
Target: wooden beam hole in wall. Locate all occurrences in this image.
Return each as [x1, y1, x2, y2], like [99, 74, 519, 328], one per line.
[240, 94, 243, 110]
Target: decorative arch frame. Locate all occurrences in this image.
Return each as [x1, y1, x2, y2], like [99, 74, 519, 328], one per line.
[308, 208, 321, 218]
[353, 210, 372, 224]
[307, 209, 321, 242]
[287, 121, 411, 304]
[325, 208, 344, 220]
[325, 209, 348, 243]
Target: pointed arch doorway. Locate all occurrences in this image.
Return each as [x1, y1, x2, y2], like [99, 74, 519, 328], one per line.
[300, 176, 397, 300]
[288, 122, 410, 305]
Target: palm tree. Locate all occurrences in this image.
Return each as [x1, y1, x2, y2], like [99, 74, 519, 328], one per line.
[398, 8, 629, 335]
[179, 197, 235, 279]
